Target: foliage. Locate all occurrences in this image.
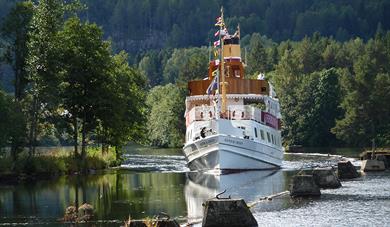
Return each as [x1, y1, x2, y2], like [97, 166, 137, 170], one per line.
[145, 84, 186, 148]
[0, 147, 117, 176]
[33, 0, 388, 54]
[246, 33, 269, 76]
[1, 1, 146, 171]
[163, 47, 209, 85]
[0, 90, 26, 160]
[332, 34, 390, 147]
[270, 32, 390, 147]
[97, 51, 147, 157]
[1, 1, 33, 99]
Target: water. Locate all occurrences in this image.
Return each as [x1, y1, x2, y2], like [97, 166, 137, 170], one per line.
[0, 148, 389, 226]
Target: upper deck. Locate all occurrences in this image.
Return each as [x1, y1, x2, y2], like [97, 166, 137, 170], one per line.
[188, 77, 269, 96]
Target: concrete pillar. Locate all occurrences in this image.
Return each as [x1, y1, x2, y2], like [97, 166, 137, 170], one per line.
[289, 175, 321, 197]
[337, 161, 359, 179]
[202, 198, 258, 227]
[361, 159, 385, 172]
[312, 168, 342, 189]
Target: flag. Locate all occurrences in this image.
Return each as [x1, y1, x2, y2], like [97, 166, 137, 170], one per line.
[221, 28, 228, 36]
[215, 28, 228, 37]
[212, 69, 218, 77]
[207, 74, 219, 95]
[213, 40, 220, 47]
[215, 21, 224, 27]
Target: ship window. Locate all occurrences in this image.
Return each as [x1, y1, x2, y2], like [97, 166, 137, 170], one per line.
[261, 87, 267, 92]
[234, 70, 240, 77]
[271, 134, 275, 144]
[260, 130, 265, 140]
[267, 132, 271, 143]
[254, 128, 258, 138]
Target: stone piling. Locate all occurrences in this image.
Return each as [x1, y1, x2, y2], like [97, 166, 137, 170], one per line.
[202, 198, 258, 227]
[361, 159, 385, 172]
[289, 175, 321, 197]
[312, 168, 342, 189]
[337, 161, 359, 179]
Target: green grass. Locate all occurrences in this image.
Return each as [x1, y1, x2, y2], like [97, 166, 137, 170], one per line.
[0, 146, 119, 177]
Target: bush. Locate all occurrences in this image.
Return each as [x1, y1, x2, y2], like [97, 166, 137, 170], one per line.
[0, 146, 120, 177]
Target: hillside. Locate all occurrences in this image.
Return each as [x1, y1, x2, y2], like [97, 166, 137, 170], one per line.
[1, 0, 390, 54]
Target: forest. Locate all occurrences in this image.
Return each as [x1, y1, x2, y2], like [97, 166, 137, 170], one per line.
[0, 0, 389, 175]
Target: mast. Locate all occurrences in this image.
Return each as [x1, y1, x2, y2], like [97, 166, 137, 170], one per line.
[220, 7, 227, 115]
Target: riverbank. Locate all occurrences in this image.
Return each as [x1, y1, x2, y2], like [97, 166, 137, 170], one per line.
[1, 151, 389, 226]
[0, 147, 118, 184]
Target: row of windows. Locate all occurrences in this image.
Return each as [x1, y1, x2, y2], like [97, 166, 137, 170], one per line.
[254, 127, 281, 146]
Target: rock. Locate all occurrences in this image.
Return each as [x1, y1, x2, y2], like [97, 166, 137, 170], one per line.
[78, 203, 93, 214]
[64, 206, 77, 222]
[202, 198, 257, 227]
[289, 175, 321, 197]
[312, 168, 342, 189]
[77, 203, 93, 222]
[361, 159, 385, 172]
[337, 161, 359, 179]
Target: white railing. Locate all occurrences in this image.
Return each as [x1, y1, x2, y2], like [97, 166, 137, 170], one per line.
[186, 105, 266, 126]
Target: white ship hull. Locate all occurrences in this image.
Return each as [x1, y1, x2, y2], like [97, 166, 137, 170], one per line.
[183, 133, 283, 171]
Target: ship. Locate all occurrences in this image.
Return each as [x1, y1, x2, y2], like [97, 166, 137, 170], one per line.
[183, 9, 283, 172]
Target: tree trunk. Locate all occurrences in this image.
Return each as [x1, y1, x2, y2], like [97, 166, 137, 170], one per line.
[15, 70, 21, 101]
[75, 180, 79, 212]
[10, 141, 18, 170]
[73, 117, 78, 157]
[28, 95, 38, 157]
[115, 146, 121, 161]
[81, 111, 87, 173]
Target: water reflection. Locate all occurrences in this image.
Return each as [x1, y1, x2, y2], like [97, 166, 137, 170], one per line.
[0, 171, 187, 226]
[2, 151, 388, 226]
[184, 170, 287, 222]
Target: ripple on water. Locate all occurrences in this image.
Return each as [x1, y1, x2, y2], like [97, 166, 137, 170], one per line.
[120, 154, 189, 172]
[282, 153, 359, 170]
[253, 172, 390, 227]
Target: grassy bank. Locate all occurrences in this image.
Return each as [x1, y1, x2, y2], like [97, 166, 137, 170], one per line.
[0, 147, 119, 183]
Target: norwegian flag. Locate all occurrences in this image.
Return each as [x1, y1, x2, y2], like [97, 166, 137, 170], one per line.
[213, 40, 220, 47]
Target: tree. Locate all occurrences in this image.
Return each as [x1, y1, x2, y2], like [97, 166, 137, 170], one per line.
[26, 0, 66, 156]
[162, 47, 208, 84]
[138, 50, 163, 87]
[145, 84, 185, 148]
[1, 1, 33, 100]
[57, 17, 112, 167]
[98, 52, 146, 158]
[298, 69, 342, 146]
[0, 1, 32, 160]
[332, 34, 390, 146]
[0, 90, 26, 163]
[247, 33, 269, 75]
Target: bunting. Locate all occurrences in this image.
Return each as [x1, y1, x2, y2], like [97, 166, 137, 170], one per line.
[206, 73, 219, 95]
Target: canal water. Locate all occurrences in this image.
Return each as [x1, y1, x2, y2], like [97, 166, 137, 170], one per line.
[0, 148, 389, 226]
